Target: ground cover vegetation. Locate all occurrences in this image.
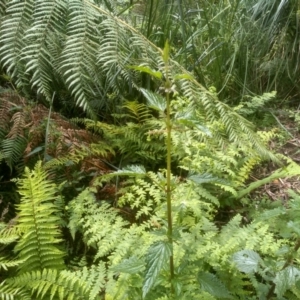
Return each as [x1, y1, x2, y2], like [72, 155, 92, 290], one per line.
[1, 0, 300, 299]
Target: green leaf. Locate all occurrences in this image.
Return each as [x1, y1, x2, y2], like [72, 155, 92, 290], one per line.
[128, 65, 162, 79]
[197, 272, 231, 298]
[140, 88, 166, 112]
[162, 40, 170, 64]
[287, 221, 300, 237]
[188, 173, 230, 185]
[175, 118, 212, 136]
[143, 241, 172, 298]
[232, 250, 262, 274]
[115, 165, 146, 176]
[112, 256, 145, 274]
[274, 266, 300, 298]
[173, 73, 194, 81]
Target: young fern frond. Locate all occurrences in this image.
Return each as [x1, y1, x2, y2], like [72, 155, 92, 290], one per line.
[15, 161, 65, 273]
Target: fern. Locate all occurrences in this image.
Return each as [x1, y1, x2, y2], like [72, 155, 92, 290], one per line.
[0, 0, 281, 163]
[67, 188, 135, 261]
[15, 161, 65, 272]
[1, 137, 27, 173]
[73, 263, 107, 300]
[4, 268, 94, 300]
[58, 0, 102, 114]
[0, 281, 31, 300]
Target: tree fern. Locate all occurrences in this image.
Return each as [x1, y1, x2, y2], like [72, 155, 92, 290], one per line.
[15, 161, 65, 272]
[58, 0, 103, 114]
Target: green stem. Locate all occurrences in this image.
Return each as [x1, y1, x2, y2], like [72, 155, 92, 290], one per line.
[166, 89, 174, 289]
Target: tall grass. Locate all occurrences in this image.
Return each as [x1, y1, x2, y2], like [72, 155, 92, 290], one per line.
[133, 0, 300, 103]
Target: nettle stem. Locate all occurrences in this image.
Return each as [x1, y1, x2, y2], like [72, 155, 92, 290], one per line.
[164, 41, 175, 292]
[166, 88, 175, 286]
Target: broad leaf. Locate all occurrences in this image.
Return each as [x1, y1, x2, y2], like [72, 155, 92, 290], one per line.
[188, 173, 230, 185]
[274, 266, 300, 298]
[128, 65, 162, 79]
[112, 256, 145, 274]
[287, 221, 300, 237]
[142, 241, 172, 298]
[197, 272, 231, 298]
[233, 250, 261, 273]
[140, 88, 166, 112]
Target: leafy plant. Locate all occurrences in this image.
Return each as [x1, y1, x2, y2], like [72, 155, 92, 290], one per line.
[233, 189, 300, 299]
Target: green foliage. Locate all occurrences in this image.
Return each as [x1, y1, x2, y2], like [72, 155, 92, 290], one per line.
[235, 91, 277, 116]
[0, 93, 27, 174]
[2, 1, 300, 299]
[231, 190, 300, 299]
[0, 162, 98, 300]
[197, 272, 231, 299]
[15, 161, 65, 272]
[143, 241, 172, 298]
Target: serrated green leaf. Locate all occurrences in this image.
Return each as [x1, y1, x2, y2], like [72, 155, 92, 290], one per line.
[274, 266, 300, 298]
[197, 272, 231, 298]
[233, 250, 262, 274]
[287, 221, 300, 237]
[128, 65, 162, 79]
[112, 256, 145, 274]
[188, 173, 230, 185]
[140, 88, 166, 112]
[143, 241, 172, 298]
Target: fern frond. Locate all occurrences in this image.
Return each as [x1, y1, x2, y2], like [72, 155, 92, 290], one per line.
[21, 0, 67, 101]
[57, 0, 102, 114]
[0, 0, 8, 18]
[0, 280, 31, 300]
[73, 263, 106, 300]
[0, 0, 33, 81]
[67, 188, 144, 266]
[15, 161, 65, 273]
[6, 268, 93, 300]
[0, 257, 24, 271]
[123, 101, 151, 123]
[1, 136, 27, 172]
[7, 112, 25, 139]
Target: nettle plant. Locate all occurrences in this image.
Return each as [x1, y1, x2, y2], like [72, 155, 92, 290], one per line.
[2, 40, 300, 300]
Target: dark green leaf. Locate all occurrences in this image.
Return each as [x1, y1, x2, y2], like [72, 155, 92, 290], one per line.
[112, 256, 145, 274]
[233, 250, 261, 274]
[274, 266, 300, 298]
[143, 241, 172, 298]
[188, 173, 230, 185]
[287, 221, 300, 237]
[197, 272, 231, 298]
[140, 88, 166, 112]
